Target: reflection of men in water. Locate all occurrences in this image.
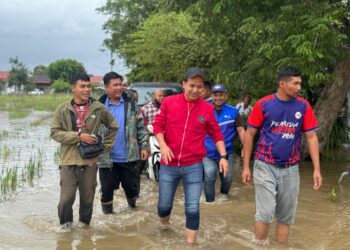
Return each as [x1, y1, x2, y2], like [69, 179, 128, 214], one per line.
[98, 72, 148, 213]
[236, 95, 253, 117]
[141, 89, 165, 131]
[200, 80, 212, 100]
[203, 84, 245, 202]
[50, 72, 117, 227]
[242, 66, 322, 245]
[153, 67, 228, 244]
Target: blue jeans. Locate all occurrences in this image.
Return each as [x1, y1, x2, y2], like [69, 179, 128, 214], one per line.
[157, 163, 203, 230]
[203, 154, 233, 202]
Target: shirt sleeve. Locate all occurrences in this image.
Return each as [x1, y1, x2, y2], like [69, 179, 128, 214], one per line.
[246, 101, 263, 129]
[302, 102, 318, 132]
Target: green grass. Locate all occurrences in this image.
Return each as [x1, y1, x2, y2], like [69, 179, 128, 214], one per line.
[0, 167, 18, 195]
[2, 145, 11, 160]
[0, 94, 72, 119]
[0, 130, 9, 141]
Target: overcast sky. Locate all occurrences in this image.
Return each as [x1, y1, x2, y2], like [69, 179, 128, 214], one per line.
[0, 0, 126, 76]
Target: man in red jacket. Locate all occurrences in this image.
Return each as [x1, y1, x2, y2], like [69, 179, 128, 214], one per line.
[153, 67, 228, 244]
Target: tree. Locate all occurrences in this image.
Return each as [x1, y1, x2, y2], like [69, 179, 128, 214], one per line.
[8, 57, 29, 92]
[33, 65, 48, 74]
[97, 0, 158, 54]
[51, 79, 70, 93]
[48, 59, 86, 82]
[120, 12, 209, 81]
[100, 0, 350, 154]
[0, 80, 6, 91]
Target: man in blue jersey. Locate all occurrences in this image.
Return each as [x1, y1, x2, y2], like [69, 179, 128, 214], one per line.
[242, 66, 322, 245]
[203, 84, 245, 202]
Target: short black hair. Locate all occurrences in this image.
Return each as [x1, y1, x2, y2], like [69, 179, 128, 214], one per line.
[204, 80, 212, 90]
[277, 66, 301, 83]
[103, 71, 124, 85]
[69, 72, 90, 85]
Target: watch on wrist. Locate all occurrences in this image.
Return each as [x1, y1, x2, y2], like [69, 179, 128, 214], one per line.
[220, 155, 228, 160]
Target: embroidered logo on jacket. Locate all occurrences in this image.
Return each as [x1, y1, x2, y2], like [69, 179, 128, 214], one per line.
[198, 115, 205, 122]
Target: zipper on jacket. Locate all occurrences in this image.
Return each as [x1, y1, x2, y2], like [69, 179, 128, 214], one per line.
[178, 102, 191, 166]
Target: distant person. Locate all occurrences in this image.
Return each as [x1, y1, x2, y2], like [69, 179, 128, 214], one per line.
[98, 72, 148, 213]
[236, 95, 253, 117]
[122, 82, 129, 90]
[153, 67, 228, 244]
[203, 84, 245, 202]
[242, 66, 322, 245]
[141, 89, 165, 132]
[50, 72, 117, 228]
[200, 80, 212, 100]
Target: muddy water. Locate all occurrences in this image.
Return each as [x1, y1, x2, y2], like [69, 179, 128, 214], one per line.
[0, 111, 350, 250]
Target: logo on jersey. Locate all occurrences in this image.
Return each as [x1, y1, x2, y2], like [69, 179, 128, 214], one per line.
[295, 112, 302, 119]
[198, 115, 205, 122]
[270, 121, 299, 140]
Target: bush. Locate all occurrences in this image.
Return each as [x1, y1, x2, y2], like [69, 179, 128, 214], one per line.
[51, 79, 70, 93]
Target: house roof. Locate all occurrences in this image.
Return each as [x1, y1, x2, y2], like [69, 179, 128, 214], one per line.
[90, 76, 103, 84]
[0, 71, 9, 81]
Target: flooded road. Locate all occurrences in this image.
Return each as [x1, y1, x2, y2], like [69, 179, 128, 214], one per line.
[0, 111, 350, 249]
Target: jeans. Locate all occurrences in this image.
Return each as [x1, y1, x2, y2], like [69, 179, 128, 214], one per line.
[157, 163, 203, 230]
[203, 154, 233, 202]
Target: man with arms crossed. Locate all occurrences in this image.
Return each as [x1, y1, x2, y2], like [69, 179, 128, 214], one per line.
[242, 66, 322, 245]
[153, 67, 228, 244]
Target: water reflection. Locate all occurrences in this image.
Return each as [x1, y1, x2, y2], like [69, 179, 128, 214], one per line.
[0, 111, 350, 249]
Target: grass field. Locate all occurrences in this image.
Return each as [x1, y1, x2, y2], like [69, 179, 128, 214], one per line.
[0, 94, 72, 119]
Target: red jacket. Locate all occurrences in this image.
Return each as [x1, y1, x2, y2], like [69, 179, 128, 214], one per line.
[153, 93, 224, 166]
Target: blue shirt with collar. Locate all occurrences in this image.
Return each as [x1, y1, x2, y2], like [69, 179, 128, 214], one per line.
[105, 96, 127, 162]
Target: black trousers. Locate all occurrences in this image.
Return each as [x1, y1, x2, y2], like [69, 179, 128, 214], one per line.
[99, 162, 139, 203]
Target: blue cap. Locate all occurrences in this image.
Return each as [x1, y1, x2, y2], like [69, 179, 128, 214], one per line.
[211, 84, 227, 93]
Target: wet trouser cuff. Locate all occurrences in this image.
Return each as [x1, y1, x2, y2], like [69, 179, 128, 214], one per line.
[185, 212, 200, 230]
[158, 208, 172, 218]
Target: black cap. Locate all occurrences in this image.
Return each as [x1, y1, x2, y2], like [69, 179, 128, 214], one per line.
[184, 67, 205, 81]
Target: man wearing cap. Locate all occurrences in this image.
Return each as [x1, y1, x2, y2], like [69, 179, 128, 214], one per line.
[203, 84, 245, 202]
[153, 67, 228, 244]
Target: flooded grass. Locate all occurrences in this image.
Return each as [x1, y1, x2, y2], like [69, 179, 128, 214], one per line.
[30, 114, 52, 127]
[2, 145, 11, 160]
[23, 157, 43, 186]
[54, 146, 60, 162]
[0, 167, 18, 196]
[0, 130, 9, 140]
[0, 94, 71, 119]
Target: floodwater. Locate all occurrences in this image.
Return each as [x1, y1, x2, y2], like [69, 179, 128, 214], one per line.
[0, 111, 350, 250]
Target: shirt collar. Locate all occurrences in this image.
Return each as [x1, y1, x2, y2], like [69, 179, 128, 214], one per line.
[107, 96, 124, 106]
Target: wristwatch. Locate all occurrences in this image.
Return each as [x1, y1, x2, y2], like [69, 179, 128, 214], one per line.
[220, 155, 228, 160]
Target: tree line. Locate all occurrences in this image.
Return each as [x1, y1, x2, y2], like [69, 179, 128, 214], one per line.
[3, 57, 86, 93]
[98, 0, 350, 156]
